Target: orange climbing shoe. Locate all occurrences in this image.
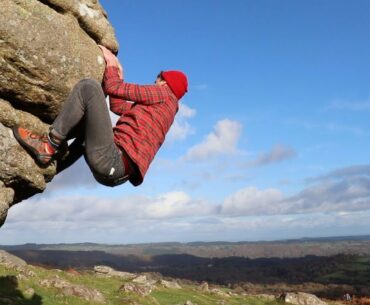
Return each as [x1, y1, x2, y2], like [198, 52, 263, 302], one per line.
[13, 126, 56, 166]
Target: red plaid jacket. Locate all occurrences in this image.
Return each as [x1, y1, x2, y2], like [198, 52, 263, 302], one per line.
[103, 67, 179, 186]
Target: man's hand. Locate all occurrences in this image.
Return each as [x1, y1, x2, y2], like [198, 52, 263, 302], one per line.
[98, 45, 117, 65]
[98, 45, 123, 79]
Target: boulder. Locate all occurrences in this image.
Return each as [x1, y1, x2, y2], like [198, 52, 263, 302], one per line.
[0, 250, 27, 268]
[119, 282, 153, 297]
[132, 274, 157, 285]
[40, 276, 105, 303]
[94, 265, 136, 279]
[0, 0, 118, 227]
[157, 279, 182, 289]
[283, 292, 327, 305]
[199, 281, 209, 292]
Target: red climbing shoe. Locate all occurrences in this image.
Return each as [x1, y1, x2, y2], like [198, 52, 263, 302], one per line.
[13, 126, 56, 166]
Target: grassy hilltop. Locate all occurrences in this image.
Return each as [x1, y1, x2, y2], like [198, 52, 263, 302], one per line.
[0, 263, 285, 305]
[1, 236, 369, 305]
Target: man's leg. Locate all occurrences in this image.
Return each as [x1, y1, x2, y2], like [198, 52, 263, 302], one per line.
[51, 78, 110, 145]
[53, 79, 127, 184]
[14, 79, 128, 186]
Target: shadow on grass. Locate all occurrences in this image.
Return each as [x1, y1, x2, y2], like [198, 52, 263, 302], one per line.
[0, 276, 42, 305]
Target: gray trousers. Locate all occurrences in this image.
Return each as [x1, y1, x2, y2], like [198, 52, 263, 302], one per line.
[52, 79, 128, 187]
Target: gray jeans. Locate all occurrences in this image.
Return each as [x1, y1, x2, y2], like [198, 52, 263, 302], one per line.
[52, 78, 128, 187]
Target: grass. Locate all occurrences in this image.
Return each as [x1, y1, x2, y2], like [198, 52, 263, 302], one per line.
[0, 264, 282, 305]
[151, 286, 283, 305]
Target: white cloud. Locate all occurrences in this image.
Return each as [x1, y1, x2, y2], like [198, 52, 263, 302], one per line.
[143, 191, 215, 219]
[167, 104, 196, 141]
[185, 119, 242, 161]
[23, 173, 370, 225]
[178, 104, 197, 118]
[3, 164, 370, 244]
[307, 164, 370, 182]
[220, 176, 370, 217]
[7, 191, 214, 225]
[26, 164, 370, 224]
[221, 187, 284, 216]
[247, 144, 296, 167]
[283, 177, 370, 214]
[4, 194, 370, 243]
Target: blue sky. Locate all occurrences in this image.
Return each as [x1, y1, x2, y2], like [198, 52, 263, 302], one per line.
[1, 0, 370, 244]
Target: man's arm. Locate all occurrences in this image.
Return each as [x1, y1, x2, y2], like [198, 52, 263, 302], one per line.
[98, 46, 134, 114]
[109, 96, 133, 115]
[103, 66, 169, 105]
[99, 46, 171, 105]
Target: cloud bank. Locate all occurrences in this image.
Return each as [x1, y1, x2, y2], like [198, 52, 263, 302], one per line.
[6, 164, 370, 226]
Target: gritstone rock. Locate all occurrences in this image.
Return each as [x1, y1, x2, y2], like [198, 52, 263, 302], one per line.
[284, 292, 328, 305]
[0, 250, 27, 268]
[40, 276, 106, 303]
[0, 0, 118, 227]
[119, 282, 153, 297]
[94, 265, 136, 279]
[157, 279, 182, 289]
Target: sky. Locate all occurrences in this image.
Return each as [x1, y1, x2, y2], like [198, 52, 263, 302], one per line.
[1, 0, 370, 244]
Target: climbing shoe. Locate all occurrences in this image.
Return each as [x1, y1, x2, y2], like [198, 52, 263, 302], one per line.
[13, 126, 56, 166]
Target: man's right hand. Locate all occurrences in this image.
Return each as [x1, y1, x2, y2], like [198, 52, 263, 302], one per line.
[98, 45, 123, 79]
[98, 45, 116, 65]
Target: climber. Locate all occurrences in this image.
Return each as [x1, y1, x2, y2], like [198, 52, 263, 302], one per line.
[13, 45, 188, 187]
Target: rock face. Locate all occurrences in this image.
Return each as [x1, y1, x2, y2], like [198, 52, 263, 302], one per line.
[0, 0, 118, 227]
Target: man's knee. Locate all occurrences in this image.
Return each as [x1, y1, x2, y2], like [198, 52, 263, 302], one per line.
[78, 78, 100, 88]
[76, 78, 103, 99]
[76, 78, 101, 92]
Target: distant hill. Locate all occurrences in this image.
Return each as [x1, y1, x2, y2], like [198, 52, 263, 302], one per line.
[1, 235, 370, 258]
[3, 250, 370, 291]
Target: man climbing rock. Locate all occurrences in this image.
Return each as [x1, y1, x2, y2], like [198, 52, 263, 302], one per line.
[13, 45, 188, 187]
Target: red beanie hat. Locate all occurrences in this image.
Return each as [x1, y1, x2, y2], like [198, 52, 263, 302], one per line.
[161, 70, 188, 100]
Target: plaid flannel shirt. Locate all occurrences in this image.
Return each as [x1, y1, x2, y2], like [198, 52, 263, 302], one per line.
[103, 66, 178, 186]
